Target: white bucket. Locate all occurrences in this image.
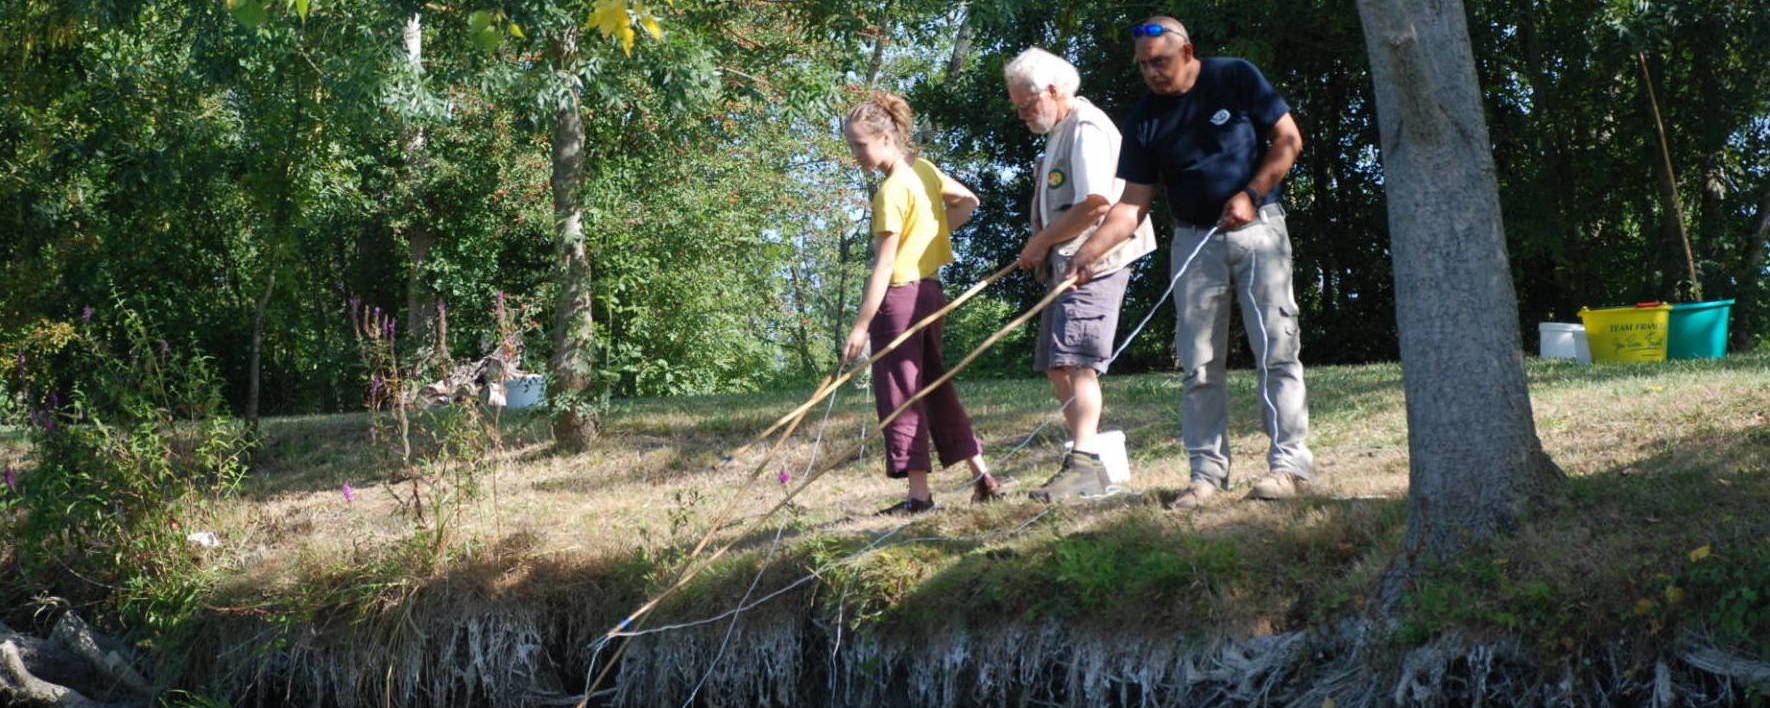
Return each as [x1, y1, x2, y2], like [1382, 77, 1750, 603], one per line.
[502, 374, 546, 409]
[1538, 322, 1591, 364]
[1062, 430, 1131, 484]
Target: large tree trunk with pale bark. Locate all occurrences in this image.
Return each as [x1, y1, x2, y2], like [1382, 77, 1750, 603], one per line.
[1356, 0, 1563, 586]
[547, 29, 597, 452]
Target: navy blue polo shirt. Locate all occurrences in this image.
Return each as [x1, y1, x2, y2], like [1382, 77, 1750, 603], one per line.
[1117, 57, 1291, 227]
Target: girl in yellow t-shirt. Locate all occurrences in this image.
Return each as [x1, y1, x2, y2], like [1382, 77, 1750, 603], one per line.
[839, 91, 998, 515]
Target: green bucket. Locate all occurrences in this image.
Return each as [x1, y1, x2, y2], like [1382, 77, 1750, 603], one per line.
[1667, 299, 1733, 359]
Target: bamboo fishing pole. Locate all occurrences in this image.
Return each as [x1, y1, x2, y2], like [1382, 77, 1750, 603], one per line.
[721, 262, 1017, 462]
[581, 275, 1078, 700]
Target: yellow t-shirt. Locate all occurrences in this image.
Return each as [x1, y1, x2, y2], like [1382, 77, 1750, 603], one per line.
[871, 157, 958, 284]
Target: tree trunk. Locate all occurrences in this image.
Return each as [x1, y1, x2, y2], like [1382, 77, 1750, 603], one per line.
[401, 11, 439, 367]
[1356, 0, 1563, 597]
[547, 29, 596, 452]
[787, 253, 817, 374]
[246, 270, 276, 432]
[944, 5, 974, 82]
[863, 2, 892, 87]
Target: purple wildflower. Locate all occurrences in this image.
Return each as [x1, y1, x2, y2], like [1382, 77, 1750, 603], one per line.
[81, 305, 92, 322]
[14, 352, 23, 369]
[47, 392, 59, 408]
[342, 482, 356, 503]
[777, 471, 791, 485]
[369, 374, 386, 396]
[4, 465, 15, 492]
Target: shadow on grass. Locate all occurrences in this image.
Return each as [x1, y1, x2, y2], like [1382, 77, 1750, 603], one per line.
[244, 409, 557, 500]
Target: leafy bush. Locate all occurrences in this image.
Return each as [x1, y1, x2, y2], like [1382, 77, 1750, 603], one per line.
[1, 308, 249, 639]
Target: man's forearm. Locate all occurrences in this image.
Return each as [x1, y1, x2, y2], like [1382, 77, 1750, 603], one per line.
[1075, 204, 1139, 256]
[1029, 196, 1110, 252]
[1247, 118, 1303, 198]
[1247, 143, 1298, 198]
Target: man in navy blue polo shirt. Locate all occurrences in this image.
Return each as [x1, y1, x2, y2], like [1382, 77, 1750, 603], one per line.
[1066, 15, 1314, 509]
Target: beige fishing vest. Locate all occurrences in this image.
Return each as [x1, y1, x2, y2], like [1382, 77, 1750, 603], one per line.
[1031, 97, 1157, 283]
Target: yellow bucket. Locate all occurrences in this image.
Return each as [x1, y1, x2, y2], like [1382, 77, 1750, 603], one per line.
[1578, 303, 1671, 363]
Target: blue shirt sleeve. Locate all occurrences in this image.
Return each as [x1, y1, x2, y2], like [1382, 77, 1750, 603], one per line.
[1115, 103, 1158, 185]
[1237, 60, 1290, 132]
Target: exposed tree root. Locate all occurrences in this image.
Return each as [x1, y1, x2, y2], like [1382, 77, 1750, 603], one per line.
[0, 617, 148, 708]
[191, 598, 1770, 707]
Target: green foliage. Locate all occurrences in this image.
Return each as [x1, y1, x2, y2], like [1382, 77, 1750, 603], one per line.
[1, 307, 249, 652]
[3, 0, 1766, 421]
[941, 294, 1031, 378]
[1669, 539, 1770, 656]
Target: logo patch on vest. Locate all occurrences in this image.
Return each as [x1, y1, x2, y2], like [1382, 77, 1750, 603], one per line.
[1210, 109, 1231, 126]
[1047, 169, 1066, 189]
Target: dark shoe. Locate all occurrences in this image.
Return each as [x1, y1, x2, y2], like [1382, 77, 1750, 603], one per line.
[1029, 451, 1108, 502]
[878, 496, 936, 516]
[971, 473, 1002, 504]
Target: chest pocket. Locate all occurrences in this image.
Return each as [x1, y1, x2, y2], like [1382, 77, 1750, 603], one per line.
[1196, 107, 1255, 155]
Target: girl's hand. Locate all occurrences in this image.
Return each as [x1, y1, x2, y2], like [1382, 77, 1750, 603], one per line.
[842, 327, 871, 364]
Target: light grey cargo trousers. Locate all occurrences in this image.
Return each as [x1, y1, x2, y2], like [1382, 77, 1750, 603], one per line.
[1171, 204, 1314, 487]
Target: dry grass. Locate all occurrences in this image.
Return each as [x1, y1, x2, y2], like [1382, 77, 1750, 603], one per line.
[4, 352, 1767, 655]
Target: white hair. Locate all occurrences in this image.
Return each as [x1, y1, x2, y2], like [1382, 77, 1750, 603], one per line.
[1003, 47, 1080, 97]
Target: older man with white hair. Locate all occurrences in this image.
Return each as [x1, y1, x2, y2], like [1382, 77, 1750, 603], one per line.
[1005, 48, 1156, 501]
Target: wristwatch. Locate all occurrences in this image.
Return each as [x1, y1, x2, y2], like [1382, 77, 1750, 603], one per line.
[1243, 186, 1262, 203]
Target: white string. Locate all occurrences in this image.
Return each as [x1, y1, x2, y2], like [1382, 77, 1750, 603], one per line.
[1245, 252, 1283, 462]
[679, 519, 788, 707]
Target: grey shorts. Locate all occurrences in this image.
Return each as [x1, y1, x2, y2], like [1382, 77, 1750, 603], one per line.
[1033, 265, 1132, 373]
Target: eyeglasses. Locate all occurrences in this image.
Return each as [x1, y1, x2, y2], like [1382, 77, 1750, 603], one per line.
[1129, 24, 1169, 38]
[1012, 92, 1043, 115]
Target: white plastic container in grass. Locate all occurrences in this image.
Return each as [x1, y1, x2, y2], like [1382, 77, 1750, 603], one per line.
[502, 374, 546, 409]
[1538, 322, 1591, 364]
[1061, 429, 1131, 484]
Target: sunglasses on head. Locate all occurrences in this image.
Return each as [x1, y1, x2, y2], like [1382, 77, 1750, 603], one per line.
[1129, 24, 1171, 38]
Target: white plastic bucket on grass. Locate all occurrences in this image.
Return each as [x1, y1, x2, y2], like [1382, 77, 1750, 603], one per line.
[503, 374, 545, 409]
[1061, 430, 1131, 484]
[1538, 322, 1591, 364]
